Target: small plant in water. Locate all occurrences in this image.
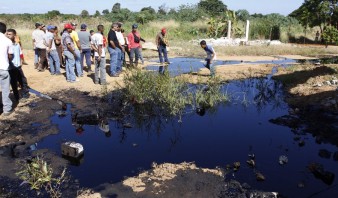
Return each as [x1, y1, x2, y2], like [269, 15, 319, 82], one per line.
[122, 69, 228, 117]
[16, 156, 67, 198]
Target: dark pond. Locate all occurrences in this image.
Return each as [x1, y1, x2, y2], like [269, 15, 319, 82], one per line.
[35, 58, 338, 197]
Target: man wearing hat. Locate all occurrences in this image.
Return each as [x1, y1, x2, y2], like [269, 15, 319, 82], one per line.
[70, 23, 83, 77]
[32, 22, 48, 71]
[78, 24, 92, 73]
[62, 23, 78, 83]
[45, 25, 61, 75]
[155, 27, 170, 64]
[127, 24, 144, 67]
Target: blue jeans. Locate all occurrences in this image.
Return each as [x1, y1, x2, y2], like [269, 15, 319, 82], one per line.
[34, 48, 39, 65]
[64, 51, 76, 82]
[205, 59, 215, 77]
[158, 45, 169, 63]
[129, 48, 140, 66]
[74, 49, 82, 76]
[81, 48, 92, 71]
[0, 69, 12, 113]
[95, 57, 107, 84]
[108, 47, 121, 75]
[48, 50, 61, 74]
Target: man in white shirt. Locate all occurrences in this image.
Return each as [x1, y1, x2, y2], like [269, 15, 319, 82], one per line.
[116, 23, 126, 69]
[0, 22, 14, 116]
[91, 25, 108, 85]
[32, 23, 47, 71]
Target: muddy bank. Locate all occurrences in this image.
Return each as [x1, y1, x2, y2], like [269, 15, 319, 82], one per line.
[78, 162, 278, 198]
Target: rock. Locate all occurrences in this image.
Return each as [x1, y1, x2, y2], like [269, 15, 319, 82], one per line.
[313, 83, 323, 87]
[298, 140, 305, 147]
[268, 40, 282, 45]
[279, 155, 288, 165]
[123, 123, 133, 128]
[331, 80, 338, 85]
[233, 162, 240, 171]
[323, 81, 332, 86]
[318, 149, 332, 159]
[61, 141, 84, 158]
[246, 159, 255, 168]
[297, 182, 305, 188]
[256, 172, 265, 181]
[308, 163, 335, 185]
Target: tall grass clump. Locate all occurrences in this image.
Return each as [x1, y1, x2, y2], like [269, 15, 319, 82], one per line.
[122, 69, 228, 117]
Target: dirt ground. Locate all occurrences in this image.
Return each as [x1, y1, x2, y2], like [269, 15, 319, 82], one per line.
[0, 49, 337, 197]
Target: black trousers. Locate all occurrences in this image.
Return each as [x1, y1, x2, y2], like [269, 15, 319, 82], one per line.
[9, 66, 29, 101]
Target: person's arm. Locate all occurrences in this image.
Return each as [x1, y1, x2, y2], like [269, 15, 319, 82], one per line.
[127, 34, 133, 50]
[140, 37, 146, 42]
[76, 40, 82, 51]
[155, 34, 159, 47]
[108, 32, 116, 49]
[97, 44, 102, 61]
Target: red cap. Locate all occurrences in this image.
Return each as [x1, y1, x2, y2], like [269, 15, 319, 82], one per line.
[64, 23, 73, 29]
[161, 28, 166, 33]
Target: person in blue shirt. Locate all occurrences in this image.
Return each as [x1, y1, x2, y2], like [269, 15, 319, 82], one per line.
[6, 29, 29, 101]
[200, 40, 216, 76]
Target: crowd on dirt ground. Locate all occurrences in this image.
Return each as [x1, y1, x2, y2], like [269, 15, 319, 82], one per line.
[0, 20, 216, 117]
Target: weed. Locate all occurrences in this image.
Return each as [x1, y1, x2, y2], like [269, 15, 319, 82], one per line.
[16, 156, 67, 198]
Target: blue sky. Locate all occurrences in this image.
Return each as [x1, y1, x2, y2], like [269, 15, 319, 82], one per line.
[0, 0, 304, 16]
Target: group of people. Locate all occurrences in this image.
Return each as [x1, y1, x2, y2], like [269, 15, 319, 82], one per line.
[1, 19, 217, 116]
[0, 22, 29, 116]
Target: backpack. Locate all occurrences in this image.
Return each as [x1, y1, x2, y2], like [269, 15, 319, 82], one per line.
[133, 33, 140, 43]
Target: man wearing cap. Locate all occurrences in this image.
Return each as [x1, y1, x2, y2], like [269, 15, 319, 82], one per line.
[62, 23, 78, 83]
[127, 24, 143, 67]
[108, 22, 122, 77]
[44, 25, 61, 75]
[78, 24, 92, 73]
[155, 28, 170, 64]
[91, 25, 108, 85]
[32, 22, 48, 71]
[0, 22, 14, 116]
[70, 23, 83, 77]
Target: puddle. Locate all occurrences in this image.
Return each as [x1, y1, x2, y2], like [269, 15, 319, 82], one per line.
[145, 56, 338, 77]
[34, 77, 338, 197]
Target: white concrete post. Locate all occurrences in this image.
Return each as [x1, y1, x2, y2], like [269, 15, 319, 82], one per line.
[245, 20, 250, 42]
[227, 20, 231, 39]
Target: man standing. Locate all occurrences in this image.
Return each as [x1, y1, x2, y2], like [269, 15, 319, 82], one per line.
[116, 23, 126, 69]
[127, 24, 142, 68]
[70, 23, 83, 77]
[45, 25, 61, 75]
[32, 22, 48, 71]
[7, 28, 29, 101]
[91, 25, 108, 85]
[155, 28, 170, 64]
[78, 24, 92, 73]
[32, 23, 40, 68]
[108, 23, 122, 77]
[0, 22, 13, 116]
[200, 40, 216, 77]
[62, 23, 78, 83]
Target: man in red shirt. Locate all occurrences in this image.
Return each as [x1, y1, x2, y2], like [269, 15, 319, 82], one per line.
[127, 24, 143, 67]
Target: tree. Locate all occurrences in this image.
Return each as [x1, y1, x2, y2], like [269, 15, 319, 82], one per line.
[102, 9, 109, 15]
[236, 9, 250, 21]
[94, 10, 101, 17]
[158, 4, 168, 15]
[290, 0, 338, 33]
[140, 6, 156, 14]
[112, 3, 121, 13]
[46, 10, 61, 19]
[80, 10, 89, 17]
[198, 0, 227, 17]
